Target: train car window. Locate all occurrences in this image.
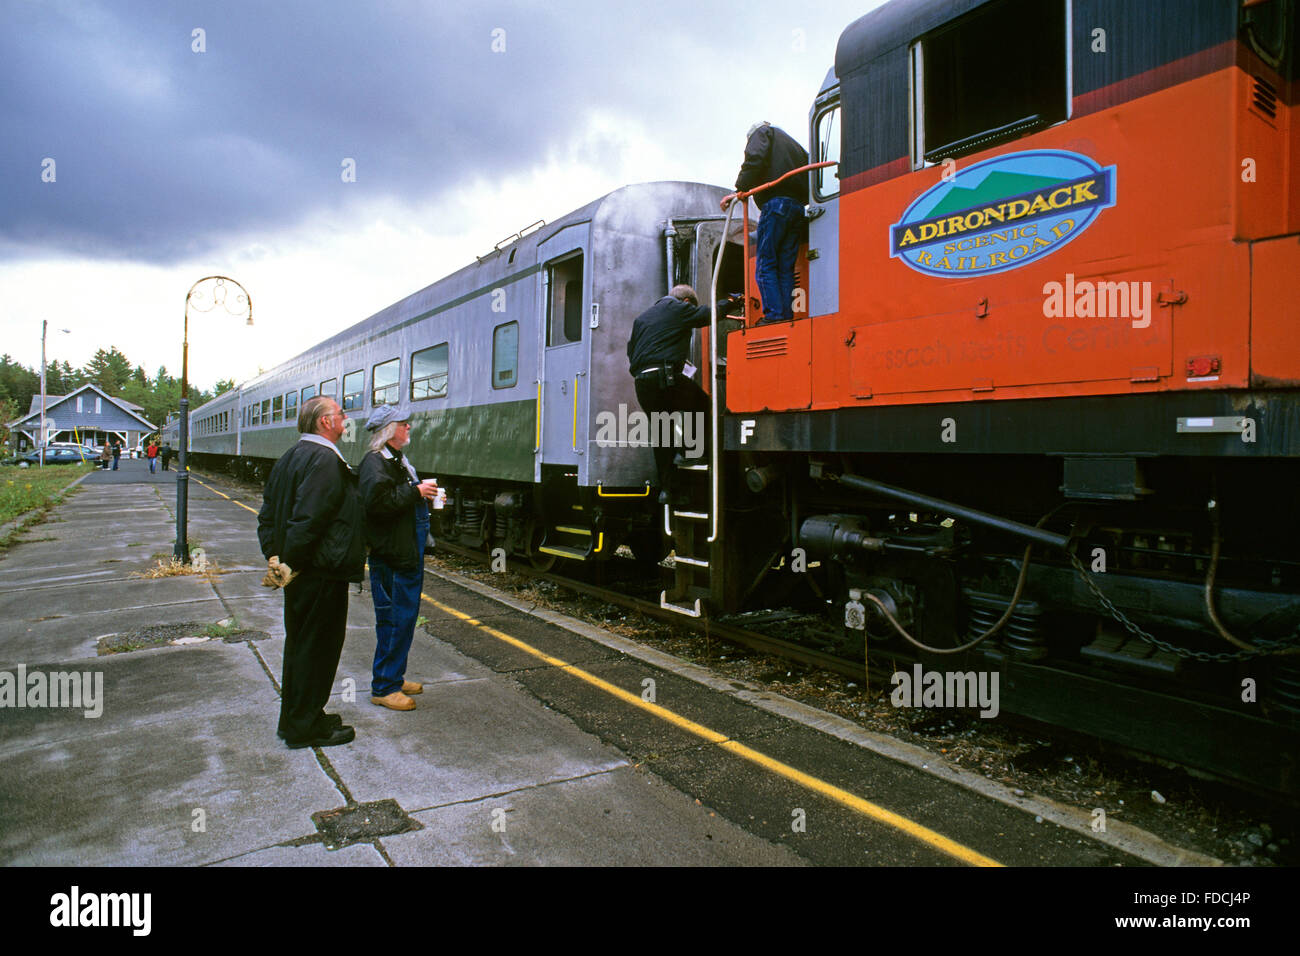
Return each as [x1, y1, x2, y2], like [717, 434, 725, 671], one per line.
[342, 370, 364, 411]
[271, 395, 283, 422]
[492, 321, 519, 389]
[411, 344, 449, 400]
[320, 378, 337, 399]
[913, 0, 1067, 166]
[372, 358, 400, 405]
[285, 391, 298, 423]
[813, 103, 840, 201]
[301, 383, 318, 404]
[546, 254, 583, 346]
[260, 399, 271, 423]
[251, 402, 262, 426]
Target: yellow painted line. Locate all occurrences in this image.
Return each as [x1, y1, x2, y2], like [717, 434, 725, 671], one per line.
[422, 593, 1003, 867]
[191, 475, 259, 514]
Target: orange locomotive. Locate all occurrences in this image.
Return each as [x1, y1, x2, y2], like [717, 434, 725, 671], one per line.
[698, 0, 1300, 795]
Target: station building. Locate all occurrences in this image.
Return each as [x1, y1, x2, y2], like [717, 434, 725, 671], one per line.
[6, 383, 157, 452]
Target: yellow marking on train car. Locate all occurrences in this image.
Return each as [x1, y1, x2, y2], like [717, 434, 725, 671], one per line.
[422, 593, 1003, 867]
[191, 476, 258, 514]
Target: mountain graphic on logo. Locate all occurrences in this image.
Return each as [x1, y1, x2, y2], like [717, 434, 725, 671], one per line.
[922, 171, 1065, 218]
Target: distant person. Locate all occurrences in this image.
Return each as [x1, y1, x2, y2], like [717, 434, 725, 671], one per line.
[146, 440, 159, 474]
[359, 404, 439, 712]
[720, 122, 810, 325]
[111, 440, 121, 471]
[257, 396, 365, 749]
[99, 444, 111, 470]
[160, 443, 173, 471]
[626, 284, 742, 504]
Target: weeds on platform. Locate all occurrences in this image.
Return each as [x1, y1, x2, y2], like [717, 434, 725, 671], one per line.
[131, 555, 225, 578]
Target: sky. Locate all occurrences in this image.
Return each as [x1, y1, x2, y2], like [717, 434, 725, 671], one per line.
[1, 0, 885, 392]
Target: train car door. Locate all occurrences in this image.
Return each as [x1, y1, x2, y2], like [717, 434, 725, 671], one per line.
[537, 227, 590, 478]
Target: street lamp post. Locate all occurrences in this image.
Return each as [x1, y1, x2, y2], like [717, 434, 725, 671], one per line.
[175, 276, 252, 561]
[38, 321, 71, 467]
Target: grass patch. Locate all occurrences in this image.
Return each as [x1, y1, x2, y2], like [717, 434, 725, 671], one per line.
[0, 464, 91, 523]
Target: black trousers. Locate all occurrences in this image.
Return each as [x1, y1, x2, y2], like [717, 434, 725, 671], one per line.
[633, 372, 711, 493]
[278, 574, 349, 742]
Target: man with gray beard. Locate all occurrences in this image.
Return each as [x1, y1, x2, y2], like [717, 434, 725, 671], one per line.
[257, 396, 365, 748]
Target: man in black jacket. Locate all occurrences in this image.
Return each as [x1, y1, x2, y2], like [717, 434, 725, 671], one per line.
[257, 396, 365, 748]
[721, 122, 810, 325]
[626, 284, 741, 503]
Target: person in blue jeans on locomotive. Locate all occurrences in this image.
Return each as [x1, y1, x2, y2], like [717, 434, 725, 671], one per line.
[720, 122, 810, 326]
[359, 404, 439, 712]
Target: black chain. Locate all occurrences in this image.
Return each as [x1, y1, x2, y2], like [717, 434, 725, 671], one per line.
[1068, 553, 1300, 661]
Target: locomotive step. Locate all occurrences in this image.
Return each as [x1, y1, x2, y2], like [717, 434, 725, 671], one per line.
[659, 590, 703, 618]
[672, 510, 709, 521]
[554, 525, 591, 536]
[671, 554, 710, 568]
[538, 544, 591, 561]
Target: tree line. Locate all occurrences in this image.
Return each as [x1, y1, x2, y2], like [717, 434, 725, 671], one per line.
[0, 347, 234, 445]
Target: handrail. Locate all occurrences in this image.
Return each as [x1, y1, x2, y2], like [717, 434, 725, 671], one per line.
[571, 374, 581, 453]
[725, 160, 836, 333]
[533, 379, 542, 452]
[706, 161, 834, 544]
[596, 481, 651, 498]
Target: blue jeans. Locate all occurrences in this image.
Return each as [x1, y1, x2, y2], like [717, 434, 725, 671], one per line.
[149, 458, 156, 473]
[754, 196, 803, 322]
[369, 510, 428, 697]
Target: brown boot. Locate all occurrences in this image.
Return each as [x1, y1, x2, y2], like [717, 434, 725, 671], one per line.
[371, 691, 416, 711]
[401, 680, 423, 695]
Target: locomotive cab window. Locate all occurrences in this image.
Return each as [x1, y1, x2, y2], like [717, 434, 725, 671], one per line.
[411, 344, 448, 400]
[342, 370, 364, 412]
[912, 0, 1067, 166]
[546, 253, 584, 346]
[813, 101, 840, 201]
[493, 321, 519, 389]
[372, 358, 400, 405]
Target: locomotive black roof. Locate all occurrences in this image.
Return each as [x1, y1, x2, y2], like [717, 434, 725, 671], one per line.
[836, 0, 990, 76]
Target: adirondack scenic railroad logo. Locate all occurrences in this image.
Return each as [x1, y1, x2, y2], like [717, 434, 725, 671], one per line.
[890, 150, 1116, 277]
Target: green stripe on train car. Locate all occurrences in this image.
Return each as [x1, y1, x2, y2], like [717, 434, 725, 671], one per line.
[229, 400, 536, 482]
[402, 400, 535, 481]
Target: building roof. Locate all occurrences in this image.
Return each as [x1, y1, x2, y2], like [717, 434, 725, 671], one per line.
[26, 391, 144, 415]
[8, 383, 156, 432]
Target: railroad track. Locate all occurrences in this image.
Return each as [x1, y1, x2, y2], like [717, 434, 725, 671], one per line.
[432, 540, 867, 681]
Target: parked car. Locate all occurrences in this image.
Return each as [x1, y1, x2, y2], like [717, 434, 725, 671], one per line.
[13, 447, 93, 467]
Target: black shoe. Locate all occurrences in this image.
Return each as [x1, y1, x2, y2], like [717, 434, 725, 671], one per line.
[278, 713, 344, 741]
[285, 725, 355, 750]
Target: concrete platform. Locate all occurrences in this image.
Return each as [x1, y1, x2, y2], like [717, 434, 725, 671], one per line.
[0, 464, 804, 866]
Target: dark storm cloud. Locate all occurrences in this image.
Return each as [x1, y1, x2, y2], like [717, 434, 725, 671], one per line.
[0, 0, 724, 263]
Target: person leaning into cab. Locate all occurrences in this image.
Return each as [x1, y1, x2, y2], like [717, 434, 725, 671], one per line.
[359, 404, 439, 712]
